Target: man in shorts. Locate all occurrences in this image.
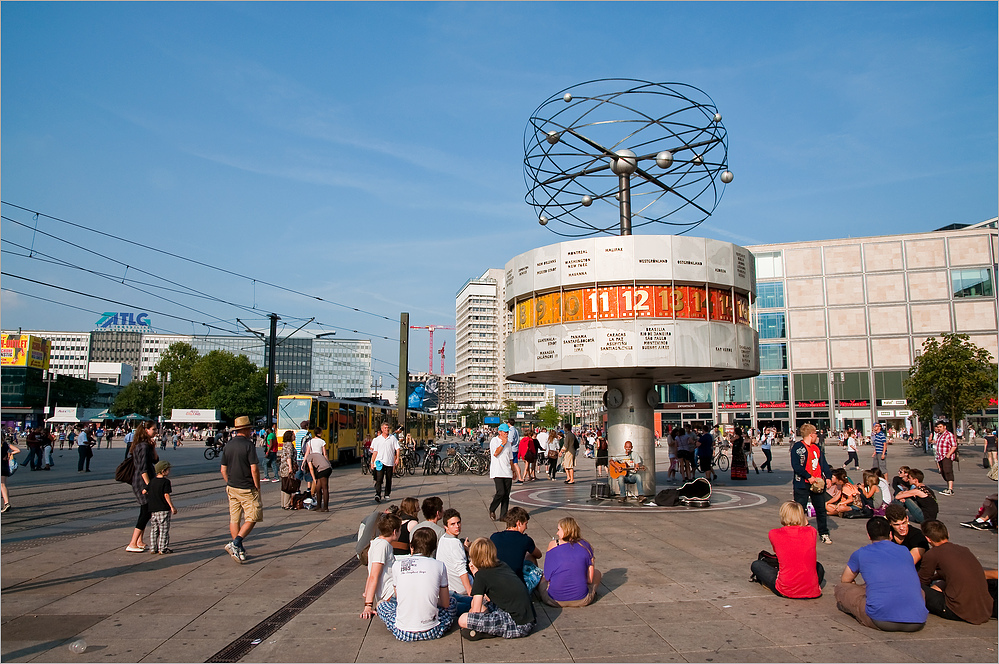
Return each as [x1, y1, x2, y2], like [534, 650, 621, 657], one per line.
[220, 416, 262, 563]
[560, 423, 577, 484]
[933, 421, 957, 496]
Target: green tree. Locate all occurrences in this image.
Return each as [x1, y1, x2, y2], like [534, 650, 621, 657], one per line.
[905, 333, 997, 428]
[501, 399, 518, 421]
[535, 402, 561, 429]
[459, 404, 481, 428]
[189, 350, 271, 420]
[154, 342, 201, 412]
[112, 375, 162, 419]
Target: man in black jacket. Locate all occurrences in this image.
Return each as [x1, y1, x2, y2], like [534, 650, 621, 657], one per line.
[790, 424, 833, 545]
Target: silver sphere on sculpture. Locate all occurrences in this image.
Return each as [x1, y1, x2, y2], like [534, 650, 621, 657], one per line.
[581, 195, 593, 207]
[692, 154, 703, 165]
[563, 93, 572, 103]
[655, 151, 674, 169]
[546, 131, 560, 145]
[713, 113, 722, 122]
[539, 215, 549, 226]
[721, 170, 734, 183]
[610, 149, 638, 175]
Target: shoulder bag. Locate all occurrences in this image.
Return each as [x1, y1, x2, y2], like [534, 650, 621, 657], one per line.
[114, 455, 135, 484]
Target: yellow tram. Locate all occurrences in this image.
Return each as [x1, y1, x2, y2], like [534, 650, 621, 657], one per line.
[276, 394, 435, 464]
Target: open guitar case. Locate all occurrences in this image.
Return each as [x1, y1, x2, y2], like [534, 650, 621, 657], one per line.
[677, 477, 712, 507]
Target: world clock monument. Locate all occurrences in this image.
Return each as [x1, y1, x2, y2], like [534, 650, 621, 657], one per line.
[506, 79, 760, 497]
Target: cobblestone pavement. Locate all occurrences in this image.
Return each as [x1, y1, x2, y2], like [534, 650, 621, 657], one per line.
[2, 439, 996, 662]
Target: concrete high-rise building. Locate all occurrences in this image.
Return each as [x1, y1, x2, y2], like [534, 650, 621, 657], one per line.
[455, 269, 546, 413]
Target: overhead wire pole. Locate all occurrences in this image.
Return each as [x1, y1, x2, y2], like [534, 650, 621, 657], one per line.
[397, 313, 409, 431]
[266, 314, 279, 430]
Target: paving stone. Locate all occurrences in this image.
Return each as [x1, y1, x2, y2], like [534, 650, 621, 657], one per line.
[554, 623, 676, 660]
[681, 646, 804, 663]
[652, 618, 780, 653]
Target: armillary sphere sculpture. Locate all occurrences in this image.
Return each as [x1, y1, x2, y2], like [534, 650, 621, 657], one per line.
[524, 78, 733, 237]
[507, 79, 756, 500]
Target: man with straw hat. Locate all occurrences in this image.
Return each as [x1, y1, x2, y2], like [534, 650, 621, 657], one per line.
[220, 416, 262, 563]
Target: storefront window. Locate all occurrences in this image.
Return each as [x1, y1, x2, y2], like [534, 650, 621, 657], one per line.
[874, 370, 907, 399]
[793, 373, 829, 401]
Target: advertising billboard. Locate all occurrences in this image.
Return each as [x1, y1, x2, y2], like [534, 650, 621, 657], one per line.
[407, 378, 439, 410]
[1, 334, 51, 370]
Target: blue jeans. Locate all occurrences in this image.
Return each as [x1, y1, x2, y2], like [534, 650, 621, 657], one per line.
[617, 473, 644, 497]
[900, 498, 924, 523]
[24, 447, 41, 470]
[450, 591, 473, 614]
[793, 486, 829, 537]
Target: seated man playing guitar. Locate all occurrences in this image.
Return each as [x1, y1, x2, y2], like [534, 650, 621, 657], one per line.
[608, 440, 648, 503]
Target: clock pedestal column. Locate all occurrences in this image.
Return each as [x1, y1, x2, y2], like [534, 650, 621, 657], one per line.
[606, 377, 656, 498]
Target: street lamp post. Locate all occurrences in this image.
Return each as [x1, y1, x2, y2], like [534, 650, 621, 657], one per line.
[42, 370, 58, 426]
[159, 372, 171, 429]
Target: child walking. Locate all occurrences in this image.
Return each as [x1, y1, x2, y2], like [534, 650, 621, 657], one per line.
[146, 460, 178, 554]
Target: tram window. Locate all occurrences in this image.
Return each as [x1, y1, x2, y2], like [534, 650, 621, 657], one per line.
[347, 405, 356, 428]
[318, 401, 328, 430]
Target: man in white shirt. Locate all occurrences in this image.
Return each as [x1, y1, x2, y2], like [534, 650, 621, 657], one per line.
[507, 419, 521, 482]
[377, 527, 454, 641]
[370, 423, 401, 503]
[435, 508, 473, 614]
[488, 424, 514, 521]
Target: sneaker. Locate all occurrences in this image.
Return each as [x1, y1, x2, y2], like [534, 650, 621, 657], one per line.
[963, 519, 990, 531]
[384, 495, 391, 501]
[1, 503, 9, 513]
[224, 541, 243, 563]
[820, 534, 833, 545]
[460, 627, 495, 641]
[940, 489, 954, 496]
[235, 545, 247, 562]
[160, 548, 173, 554]
[374, 495, 381, 503]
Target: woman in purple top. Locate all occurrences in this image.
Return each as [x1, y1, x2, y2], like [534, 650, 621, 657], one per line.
[538, 516, 602, 607]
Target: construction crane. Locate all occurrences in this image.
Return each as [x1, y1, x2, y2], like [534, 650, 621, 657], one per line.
[438, 341, 446, 375]
[409, 324, 454, 374]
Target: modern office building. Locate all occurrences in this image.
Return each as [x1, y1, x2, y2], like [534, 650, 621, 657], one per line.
[5, 330, 372, 398]
[455, 269, 546, 413]
[659, 219, 998, 435]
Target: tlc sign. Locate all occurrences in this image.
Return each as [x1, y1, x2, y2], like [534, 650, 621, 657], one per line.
[95, 312, 151, 328]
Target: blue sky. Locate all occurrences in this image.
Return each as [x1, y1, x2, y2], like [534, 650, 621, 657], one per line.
[2, 2, 996, 384]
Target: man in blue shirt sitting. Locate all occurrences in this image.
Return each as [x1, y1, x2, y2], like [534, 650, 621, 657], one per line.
[834, 516, 927, 632]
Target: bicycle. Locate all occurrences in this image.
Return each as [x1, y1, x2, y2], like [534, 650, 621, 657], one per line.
[204, 439, 224, 461]
[422, 444, 442, 475]
[441, 446, 487, 475]
[713, 445, 730, 471]
[360, 446, 372, 475]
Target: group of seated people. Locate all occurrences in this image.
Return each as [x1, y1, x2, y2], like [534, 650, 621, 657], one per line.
[751, 500, 997, 630]
[822, 464, 940, 521]
[359, 496, 602, 642]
